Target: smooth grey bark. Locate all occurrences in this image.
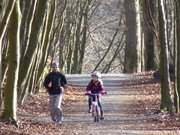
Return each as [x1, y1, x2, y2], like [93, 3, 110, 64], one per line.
[20, 0, 38, 58]
[36, 0, 57, 85]
[71, 1, 84, 74]
[175, 0, 180, 113]
[0, 0, 16, 44]
[158, 0, 174, 112]
[17, 0, 50, 94]
[2, 0, 21, 122]
[142, 0, 159, 70]
[124, 0, 142, 73]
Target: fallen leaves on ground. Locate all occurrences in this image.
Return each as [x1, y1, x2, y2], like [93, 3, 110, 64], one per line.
[1, 72, 180, 135]
[0, 87, 86, 135]
[127, 72, 180, 130]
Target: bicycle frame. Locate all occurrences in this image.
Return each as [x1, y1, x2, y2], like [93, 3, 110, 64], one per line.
[89, 93, 101, 122]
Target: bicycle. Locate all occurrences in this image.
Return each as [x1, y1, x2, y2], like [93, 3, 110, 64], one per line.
[86, 93, 101, 122]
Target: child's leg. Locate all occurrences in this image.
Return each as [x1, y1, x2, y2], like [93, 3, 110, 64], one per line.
[88, 96, 92, 111]
[97, 97, 104, 118]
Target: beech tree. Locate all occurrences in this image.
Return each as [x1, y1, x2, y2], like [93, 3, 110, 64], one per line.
[174, 0, 180, 113]
[142, 0, 159, 71]
[158, 0, 174, 112]
[124, 0, 143, 73]
[1, 0, 21, 122]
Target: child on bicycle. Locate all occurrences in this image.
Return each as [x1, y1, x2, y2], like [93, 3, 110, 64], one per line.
[86, 71, 106, 120]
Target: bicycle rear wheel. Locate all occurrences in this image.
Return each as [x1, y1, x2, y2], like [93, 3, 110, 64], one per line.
[94, 106, 100, 122]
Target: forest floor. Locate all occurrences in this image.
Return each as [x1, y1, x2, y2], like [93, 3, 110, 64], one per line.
[0, 72, 180, 135]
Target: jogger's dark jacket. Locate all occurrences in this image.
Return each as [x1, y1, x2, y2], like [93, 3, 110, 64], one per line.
[44, 71, 67, 95]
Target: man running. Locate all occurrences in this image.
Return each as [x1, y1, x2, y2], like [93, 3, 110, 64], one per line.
[44, 62, 67, 124]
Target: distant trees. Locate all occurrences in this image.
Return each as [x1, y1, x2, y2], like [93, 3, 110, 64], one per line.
[142, 0, 180, 113]
[124, 0, 180, 113]
[70, 0, 91, 73]
[51, 0, 94, 74]
[142, 0, 159, 71]
[124, 0, 143, 73]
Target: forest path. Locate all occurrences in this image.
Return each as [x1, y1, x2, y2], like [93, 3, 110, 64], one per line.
[64, 74, 136, 135]
[33, 74, 180, 135]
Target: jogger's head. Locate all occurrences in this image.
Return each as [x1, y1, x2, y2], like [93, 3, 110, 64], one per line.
[51, 62, 59, 71]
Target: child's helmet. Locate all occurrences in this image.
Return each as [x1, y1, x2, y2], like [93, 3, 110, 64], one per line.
[91, 71, 101, 79]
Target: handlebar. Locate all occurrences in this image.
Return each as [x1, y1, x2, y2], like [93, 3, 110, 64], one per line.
[85, 93, 100, 96]
[85, 92, 107, 96]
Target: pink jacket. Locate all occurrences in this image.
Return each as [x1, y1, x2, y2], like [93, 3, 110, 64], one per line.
[86, 79, 105, 94]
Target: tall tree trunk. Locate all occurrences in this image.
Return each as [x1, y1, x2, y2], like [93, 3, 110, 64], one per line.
[174, 5, 178, 112]
[66, 26, 74, 74]
[21, 0, 38, 58]
[158, 0, 174, 113]
[1, 0, 21, 122]
[0, 0, 16, 44]
[18, 0, 49, 94]
[36, 0, 57, 84]
[0, 56, 1, 110]
[142, 0, 159, 71]
[175, 0, 180, 113]
[0, 39, 9, 109]
[71, 2, 84, 74]
[124, 0, 142, 73]
[78, 0, 91, 73]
